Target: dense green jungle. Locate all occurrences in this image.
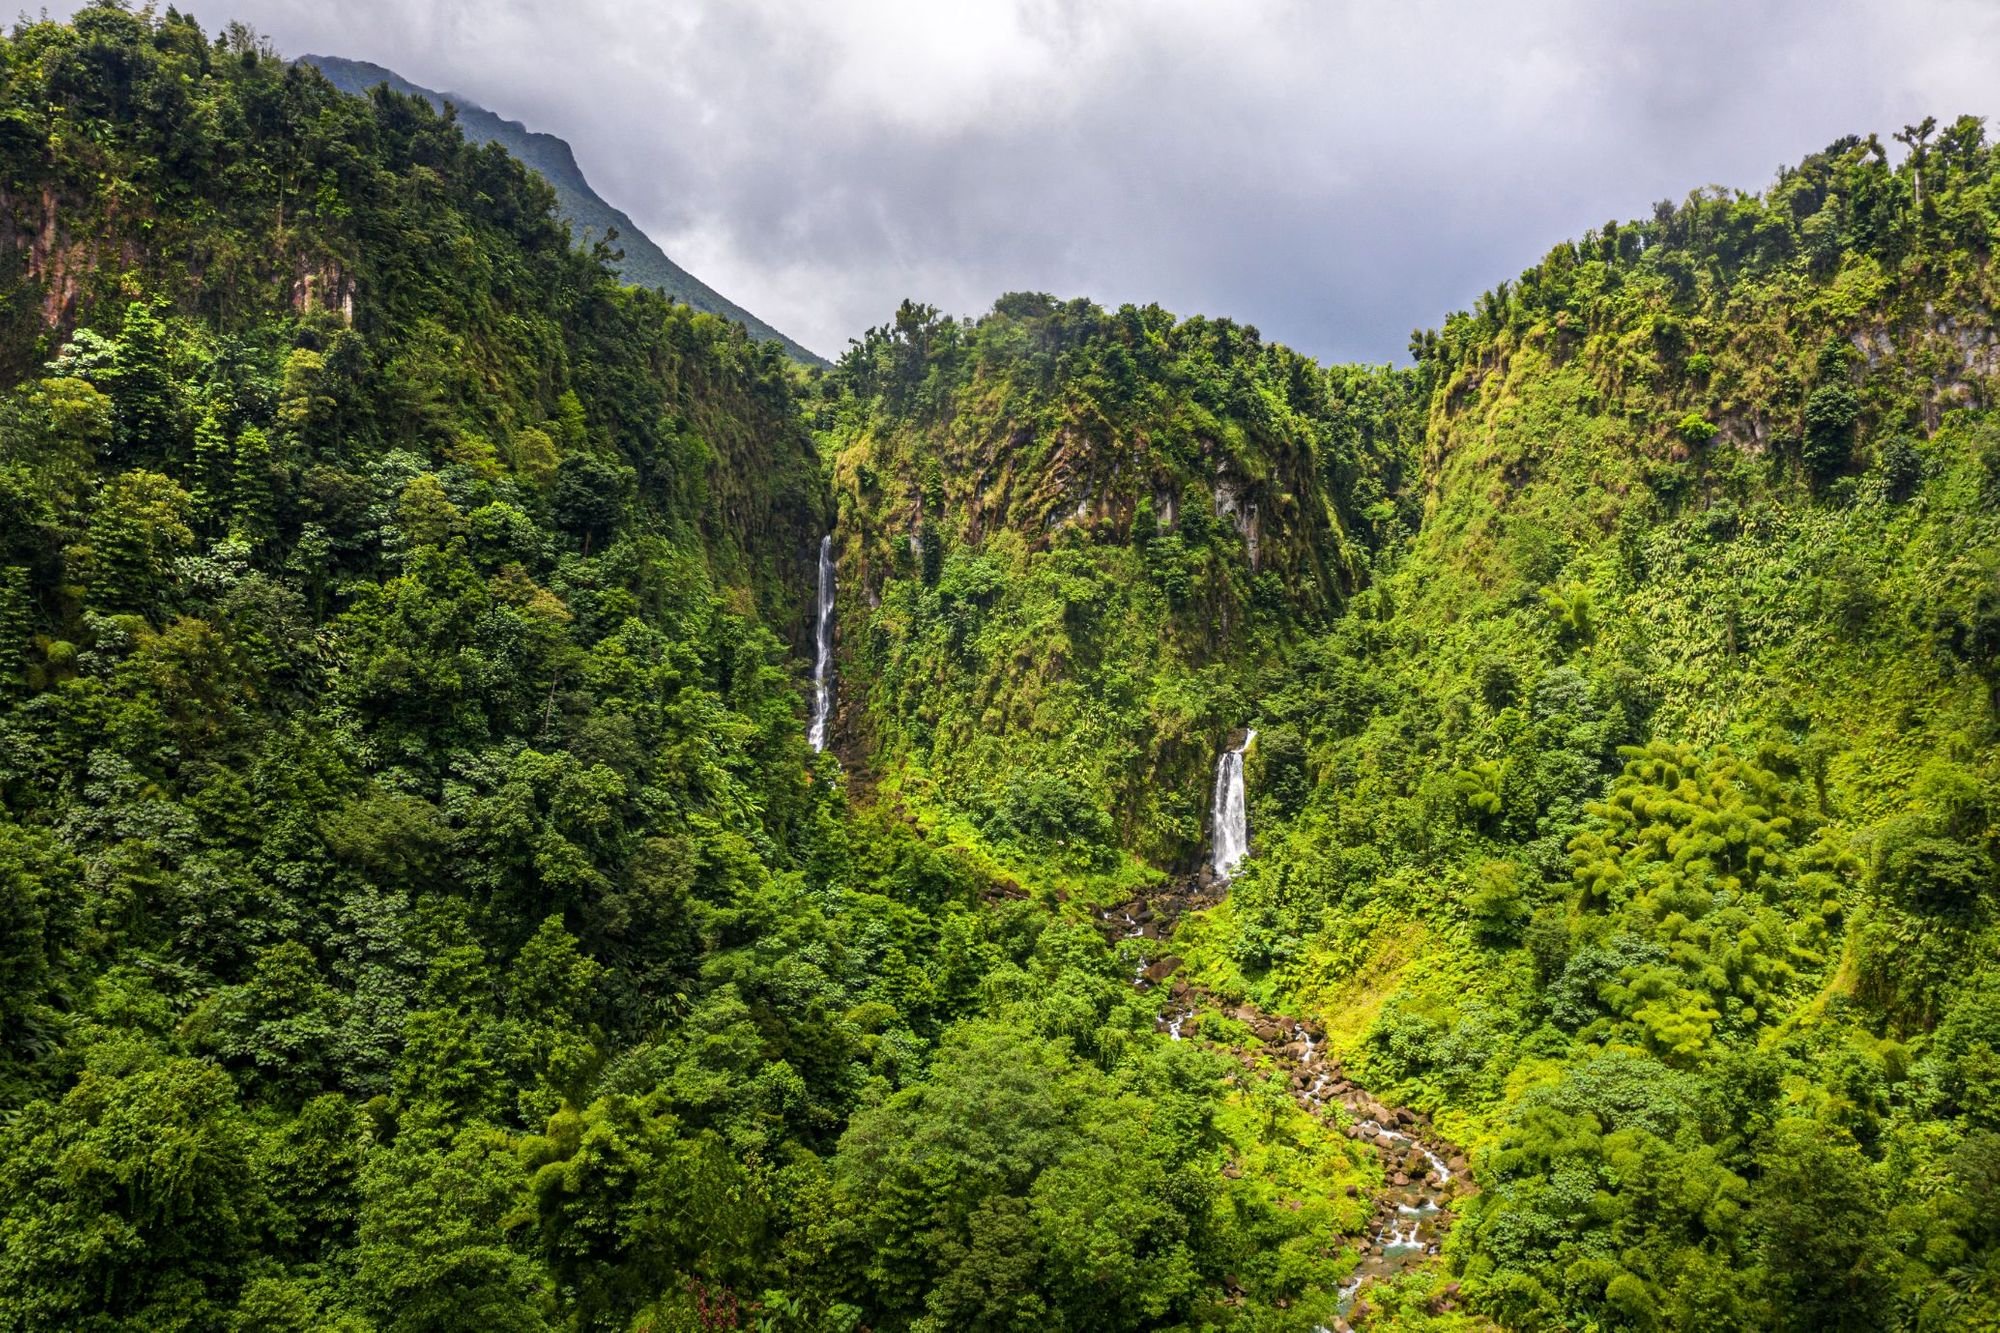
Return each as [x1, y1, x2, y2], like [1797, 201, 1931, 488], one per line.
[1, 7, 1998, 1331]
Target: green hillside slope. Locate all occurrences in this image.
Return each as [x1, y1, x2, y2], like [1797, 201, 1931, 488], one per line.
[814, 294, 1414, 877]
[4, 6, 2000, 1331]
[303, 53, 827, 367]
[810, 125, 2000, 1328]
[1208, 127, 2000, 1329]
[0, 11, 1411, 1331]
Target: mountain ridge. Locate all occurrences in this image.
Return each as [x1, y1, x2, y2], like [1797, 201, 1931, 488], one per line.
[301, 53, 828, 367]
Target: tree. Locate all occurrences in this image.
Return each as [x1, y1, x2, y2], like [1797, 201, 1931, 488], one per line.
[0, 1056, 263, 1327]
[394, 473, 465, 551]
[1895, 115, 1938, 207]
[1748, 1120, 1891, 1330]
[276, 348, 335, 452]
[196, 941, 344, 1105]
[353, 1124, 552, 1333]
[70, 469, 195, 614]
[109, 302, 179, 460]
[0, 821, 79, 1076]
[230, 424, 276, 546]
[191, 402, 233, 531]
[0, 565, 28, 691]
[511, 426, 559, 493]
[519, 1096, 762, 1328]
[830, 1025, 1211, 1329]
[550, 454, 626, 553]
[1803, 383, 1860, 485]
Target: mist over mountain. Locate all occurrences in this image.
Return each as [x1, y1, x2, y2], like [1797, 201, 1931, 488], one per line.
[304, 53, 827, 366]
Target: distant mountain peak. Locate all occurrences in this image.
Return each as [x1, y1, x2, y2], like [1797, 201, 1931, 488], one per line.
[300, 54, 826, 367]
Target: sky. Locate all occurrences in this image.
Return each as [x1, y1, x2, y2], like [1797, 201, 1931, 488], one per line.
[41, 1, 2000, 363]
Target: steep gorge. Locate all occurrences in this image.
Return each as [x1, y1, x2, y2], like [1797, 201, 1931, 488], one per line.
[814, 125, 2000, 1330]
[1, 9, 1998, 1331]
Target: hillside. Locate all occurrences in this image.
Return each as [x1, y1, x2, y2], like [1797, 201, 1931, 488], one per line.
[303, 54, 827, 367]
[1222, 130, 2000, 1328]
[816, 130, 2000, 1327]
[0, 12, 1406, 1331]
[2, 7, 1999, 1332]
[812, 294, 1414, 876]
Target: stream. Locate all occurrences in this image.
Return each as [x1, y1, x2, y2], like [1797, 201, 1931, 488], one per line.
[1098, 879, 1470, 1327]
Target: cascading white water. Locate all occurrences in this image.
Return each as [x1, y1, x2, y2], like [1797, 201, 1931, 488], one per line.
[1210, 729, 1256, 880]
[807, 535, 835, 752]
[1354, 1118, 1454, 1185]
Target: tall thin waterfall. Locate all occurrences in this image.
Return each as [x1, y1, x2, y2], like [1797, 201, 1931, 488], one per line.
[1210, 729, 1255, 880]
[807, 535, 835, 752]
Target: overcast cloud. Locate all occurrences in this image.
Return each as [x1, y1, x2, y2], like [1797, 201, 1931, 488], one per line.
[38, 1, 2000, 362]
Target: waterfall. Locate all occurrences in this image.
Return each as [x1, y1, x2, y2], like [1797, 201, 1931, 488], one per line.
[807, 535, 835, 752]
[1210, 728, 1255, 880]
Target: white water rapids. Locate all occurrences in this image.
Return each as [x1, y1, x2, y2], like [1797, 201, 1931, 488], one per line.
[807, 535, 835, 752]
[1210, 729, 1255, 880]
[1354, 1118, 1454, 1185]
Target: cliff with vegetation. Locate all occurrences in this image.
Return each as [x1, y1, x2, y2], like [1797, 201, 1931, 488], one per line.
[1, 7, 1998, 1332]
[1186, 125, 2000, 1328]
[814, 123, 2000, 1329]
[814, 293, 1413, 874]
[0, 11, 1397, 1331]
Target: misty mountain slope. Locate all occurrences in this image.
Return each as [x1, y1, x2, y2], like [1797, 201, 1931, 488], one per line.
[303, 53, 827, 367]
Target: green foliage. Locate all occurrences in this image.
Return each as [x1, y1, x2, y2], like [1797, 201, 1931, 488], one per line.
[0, 12, 1347, 1330]
[519, 1096, 760, 1328]
[819, 294, 1411, 873]
[828, 1026, 1217, 1329]
[1804, 382, 1862, 483]
[1189, 112, 2000, 1330]
[0, 1052, 262, 1327]
[10, 9, 2000, 1330]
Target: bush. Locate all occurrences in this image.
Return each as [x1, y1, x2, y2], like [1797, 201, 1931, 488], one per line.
[1802, 383, 1861, 484]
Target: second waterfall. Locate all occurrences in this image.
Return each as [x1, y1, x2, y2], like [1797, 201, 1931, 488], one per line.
[1210, 729, 1255, 880]
[807, 535, 835, 752]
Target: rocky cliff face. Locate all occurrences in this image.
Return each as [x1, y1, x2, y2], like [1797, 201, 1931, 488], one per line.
[813, 294, 1411, 872]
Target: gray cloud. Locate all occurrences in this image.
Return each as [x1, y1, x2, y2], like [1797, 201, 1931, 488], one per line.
[41, 0, 2000, 362]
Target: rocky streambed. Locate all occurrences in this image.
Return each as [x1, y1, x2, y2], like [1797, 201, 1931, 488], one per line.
[1099, 882, 1471, 1326]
